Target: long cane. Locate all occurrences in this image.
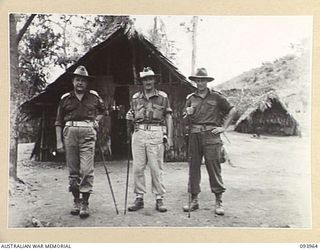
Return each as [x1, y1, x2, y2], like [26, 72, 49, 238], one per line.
[124, 121, 133, 215]
[188, 192, 191, 218]
[97, 136, 119, 215]
[124, 138, 131, 215]
[187, 109, 193, 218]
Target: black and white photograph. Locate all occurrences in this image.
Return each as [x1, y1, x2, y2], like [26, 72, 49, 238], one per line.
[8, 14, 312, 229]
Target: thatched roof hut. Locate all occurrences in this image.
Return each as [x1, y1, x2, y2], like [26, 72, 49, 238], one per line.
[21, 23, 195, 161]
[235, 92, 300, 136]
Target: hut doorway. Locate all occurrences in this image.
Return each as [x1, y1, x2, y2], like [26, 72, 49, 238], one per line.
[110, 85, 130, 159]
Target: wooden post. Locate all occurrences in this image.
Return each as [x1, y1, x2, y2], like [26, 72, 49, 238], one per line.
[191, 16, 198, 75]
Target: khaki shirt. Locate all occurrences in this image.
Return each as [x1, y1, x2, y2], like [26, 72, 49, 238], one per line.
[184, 88, 233, 126]
[130, 89, 172, 125]
[55, 90, 106, 126]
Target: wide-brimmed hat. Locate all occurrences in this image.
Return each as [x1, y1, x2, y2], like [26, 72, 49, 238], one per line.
[189, 67, 214, 82]
[139, 67, 160, 81]
[70, 65, 94, 79]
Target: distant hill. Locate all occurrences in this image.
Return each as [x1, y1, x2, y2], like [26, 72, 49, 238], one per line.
[215, 49, 310, 121]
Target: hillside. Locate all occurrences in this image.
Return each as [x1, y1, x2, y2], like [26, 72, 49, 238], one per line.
[215, 49, 311, 120]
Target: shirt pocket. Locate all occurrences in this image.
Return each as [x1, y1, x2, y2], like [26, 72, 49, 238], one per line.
[135, 104, 145, 119]
[85, 103, 96, 116]
[152, 104, 165, 120]
[64, 100, 78, 112]
[205, 100, 218, 112]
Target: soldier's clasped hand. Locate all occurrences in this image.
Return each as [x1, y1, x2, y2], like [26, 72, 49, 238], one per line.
[211, 127, 225, 134]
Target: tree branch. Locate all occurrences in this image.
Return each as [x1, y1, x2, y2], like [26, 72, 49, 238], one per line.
[16, 14, 36, 44]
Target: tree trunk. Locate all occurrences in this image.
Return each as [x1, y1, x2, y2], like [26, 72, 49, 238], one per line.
[9, 14, 19, 180]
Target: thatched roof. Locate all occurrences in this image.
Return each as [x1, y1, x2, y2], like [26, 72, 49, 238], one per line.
[235, 91, 300, 136]
[21, 23, 194, 118]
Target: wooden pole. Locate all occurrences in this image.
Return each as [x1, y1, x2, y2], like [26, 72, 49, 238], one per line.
[191, 16, 198, 75]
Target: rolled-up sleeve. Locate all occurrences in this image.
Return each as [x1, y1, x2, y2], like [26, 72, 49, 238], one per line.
[218, 95, 233, 116]
[55, 101, 64, 127]
[164, 97, 172, 114]
[96, 95, 106, 115]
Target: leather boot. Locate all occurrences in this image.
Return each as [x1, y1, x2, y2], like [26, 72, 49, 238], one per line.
[128, 198, 144, 212]
[70, 198, 81, 215]
[155, 199, 167, 212]
[215, 193, 224, 215]
[70, 190, 81, 215]
[183, 194, 199, 212]
[79, 193, 90, 218]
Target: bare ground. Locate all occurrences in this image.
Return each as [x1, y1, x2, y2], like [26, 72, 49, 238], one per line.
[8, 131, 311, 228]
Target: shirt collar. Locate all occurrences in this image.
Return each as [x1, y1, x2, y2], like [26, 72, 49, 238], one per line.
[139, 89, 159, 99]
[71, 90, 89, 97]
[194, 87, 211, 98]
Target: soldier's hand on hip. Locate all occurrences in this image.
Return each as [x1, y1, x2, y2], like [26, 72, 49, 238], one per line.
[211, 127, 225, 135]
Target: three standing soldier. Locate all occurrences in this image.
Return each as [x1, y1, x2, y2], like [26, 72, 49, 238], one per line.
[55, 65, 234, 217]
[55, 65, 106, 218]
[126, 67, 173, 213]
[183, 68, 236, 215]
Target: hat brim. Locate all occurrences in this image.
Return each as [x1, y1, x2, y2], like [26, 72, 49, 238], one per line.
[189, 76, 214, 82]
[140, 74, 160, 80]
[69, 72, 95, 80]
[138, 74, 160, 84]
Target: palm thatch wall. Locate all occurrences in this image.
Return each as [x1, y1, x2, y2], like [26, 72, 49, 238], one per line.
[235, 92, 300, 136]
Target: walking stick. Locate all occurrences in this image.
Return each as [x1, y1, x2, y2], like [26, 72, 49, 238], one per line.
[124, 137, 131, 215]
[124, 121, 133, 215]
[188, 192, 191, 218]
[222, 132, 231, 144]
[186, 108, 193, 218]
[97, 136, 119, 215]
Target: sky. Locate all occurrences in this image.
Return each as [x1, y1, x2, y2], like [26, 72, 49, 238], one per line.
[132, 16, 313, 86]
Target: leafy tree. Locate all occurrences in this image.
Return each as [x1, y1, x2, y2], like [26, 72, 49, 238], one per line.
[147, 16, 178, 62]
[10, 13, 36, 180]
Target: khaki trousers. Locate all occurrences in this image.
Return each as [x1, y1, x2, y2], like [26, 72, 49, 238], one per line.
[63, 126, 96, 193]
[131, 129, 166, 196]
[188, 131, 226, 195]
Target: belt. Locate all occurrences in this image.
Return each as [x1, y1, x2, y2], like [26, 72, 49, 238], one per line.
[136, 124, 164, 131]
[190, 124, 217, 133]
[65, 121, 94, 127]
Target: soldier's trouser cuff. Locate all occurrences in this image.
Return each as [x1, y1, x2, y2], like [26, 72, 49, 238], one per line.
[156, 194, 164, 200]
[69, 176, 80, 192]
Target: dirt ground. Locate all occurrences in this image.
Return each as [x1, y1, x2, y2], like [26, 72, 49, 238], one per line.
[8, 130, 311, 228]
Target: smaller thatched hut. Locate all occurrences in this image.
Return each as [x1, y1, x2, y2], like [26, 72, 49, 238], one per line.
[235, 92, 300, 136]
